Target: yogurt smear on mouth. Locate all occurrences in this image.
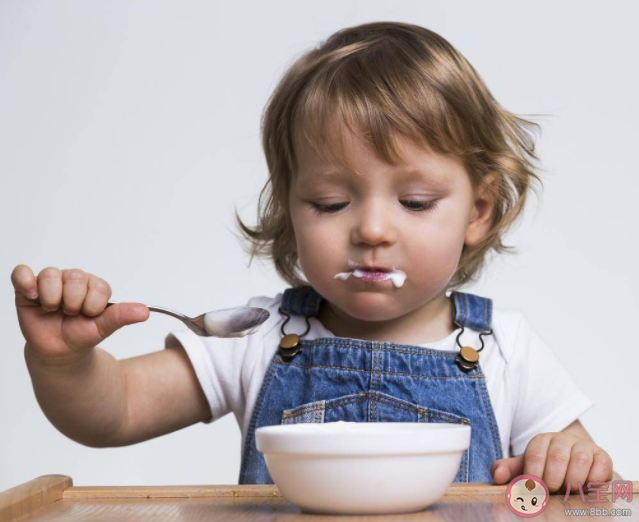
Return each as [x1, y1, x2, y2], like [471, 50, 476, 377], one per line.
[334, 259, 408, 288]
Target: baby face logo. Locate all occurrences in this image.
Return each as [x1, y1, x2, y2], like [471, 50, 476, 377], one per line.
[505, 474, 549, 517]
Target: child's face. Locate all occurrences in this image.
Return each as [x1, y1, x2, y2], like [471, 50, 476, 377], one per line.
[289, 128, 488, 326]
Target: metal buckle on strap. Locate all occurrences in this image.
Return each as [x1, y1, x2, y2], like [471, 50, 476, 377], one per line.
[454, 324, 493, 372]
[278, 307, 311, 363]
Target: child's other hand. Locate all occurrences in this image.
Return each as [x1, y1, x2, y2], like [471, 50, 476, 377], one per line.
[11, 264, 149, 364]
[490, 432, 613, 493]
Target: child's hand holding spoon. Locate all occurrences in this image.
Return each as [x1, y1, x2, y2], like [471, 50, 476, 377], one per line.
[11, 265, 269, 366]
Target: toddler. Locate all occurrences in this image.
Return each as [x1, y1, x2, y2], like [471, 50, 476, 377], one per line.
[13, 21, 620, 490]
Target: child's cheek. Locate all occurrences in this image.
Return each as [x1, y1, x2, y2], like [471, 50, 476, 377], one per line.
[407, 228, 465, 287]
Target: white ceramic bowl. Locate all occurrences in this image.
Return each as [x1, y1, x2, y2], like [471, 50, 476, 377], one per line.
[256, 421, 471, 515]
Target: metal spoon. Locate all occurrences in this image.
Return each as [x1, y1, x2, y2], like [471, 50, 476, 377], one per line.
[105, 301, 270, 338]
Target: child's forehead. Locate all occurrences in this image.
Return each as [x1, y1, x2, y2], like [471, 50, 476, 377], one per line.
[295, 121, 423, 164]
[294, 128, 461, 187]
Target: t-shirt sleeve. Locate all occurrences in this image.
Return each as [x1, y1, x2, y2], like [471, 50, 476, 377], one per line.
[508, 315, 595, 456]
[163, 303, 257, 425]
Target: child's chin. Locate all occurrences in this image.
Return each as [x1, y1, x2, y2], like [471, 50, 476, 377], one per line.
[340, 295, 401, 320]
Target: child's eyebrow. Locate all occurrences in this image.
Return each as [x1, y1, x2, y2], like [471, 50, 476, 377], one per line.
[303, 167, 449, 185]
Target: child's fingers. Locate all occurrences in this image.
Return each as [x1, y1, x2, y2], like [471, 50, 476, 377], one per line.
[491, 455, 523, 484]
[37, 267, 63, 312]
[93, 302, 149, 340]
[82, 276, 113, 317]
[61, 269, 90, 315]
[522, 433, 552, 482]
[586, 448, 614, 485]
[542, 437, 573, 492]
[564, 442, 594, 492]
[11, 264, 38, 300]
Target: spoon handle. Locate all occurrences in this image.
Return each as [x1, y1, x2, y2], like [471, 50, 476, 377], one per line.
[106, 301, 191, 321]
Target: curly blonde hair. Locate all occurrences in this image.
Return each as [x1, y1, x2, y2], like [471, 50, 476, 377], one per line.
[234, 21, 545, 291]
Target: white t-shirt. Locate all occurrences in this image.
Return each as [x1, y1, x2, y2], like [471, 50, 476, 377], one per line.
[164, 292, 594, 459]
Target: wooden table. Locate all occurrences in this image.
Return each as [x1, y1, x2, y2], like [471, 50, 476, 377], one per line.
[1, 475, 637, 521]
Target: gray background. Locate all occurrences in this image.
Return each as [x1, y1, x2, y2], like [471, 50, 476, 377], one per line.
[1, 0, 637, 491]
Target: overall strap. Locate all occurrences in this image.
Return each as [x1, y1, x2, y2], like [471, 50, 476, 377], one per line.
[280, 286, 323, 316]
[451, 291, 493, 333]
[280, 286, 493, 333]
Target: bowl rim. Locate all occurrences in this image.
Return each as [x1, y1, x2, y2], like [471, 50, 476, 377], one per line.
[256, 422, 471, 455]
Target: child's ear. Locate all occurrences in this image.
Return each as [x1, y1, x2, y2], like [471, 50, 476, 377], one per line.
[464, 171, 500, 248]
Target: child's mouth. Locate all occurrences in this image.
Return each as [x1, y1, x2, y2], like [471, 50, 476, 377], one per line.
[354, 269, 394, 282]
[333, 260, 408, 288]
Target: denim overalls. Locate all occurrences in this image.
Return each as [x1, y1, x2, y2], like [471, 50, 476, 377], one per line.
[239, 285, 503, 484]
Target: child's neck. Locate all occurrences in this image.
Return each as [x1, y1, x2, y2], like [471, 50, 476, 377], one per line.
[317, 291, 457, 345]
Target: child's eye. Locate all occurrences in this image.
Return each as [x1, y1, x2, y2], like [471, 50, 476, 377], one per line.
[310, 202, 349, 215]
[310, 200, 438, 215]
[401, 200, 439, 213]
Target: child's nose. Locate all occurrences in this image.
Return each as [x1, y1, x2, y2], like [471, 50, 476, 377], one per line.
[350, 201, 397, 246]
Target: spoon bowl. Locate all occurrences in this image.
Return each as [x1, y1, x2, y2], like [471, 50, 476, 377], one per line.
[106, 301, 270, 338]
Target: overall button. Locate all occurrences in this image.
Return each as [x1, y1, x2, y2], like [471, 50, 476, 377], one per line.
[280, 334, 300, 349]
[460, 346, 479, 363]
[455, 354, 478, 372]
[280, 345, 302, 357]
[279, 334, 302, 362]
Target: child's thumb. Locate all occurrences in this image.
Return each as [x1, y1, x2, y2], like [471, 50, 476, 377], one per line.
[491, 455, 525, 485]
[95, 303, 150, 340]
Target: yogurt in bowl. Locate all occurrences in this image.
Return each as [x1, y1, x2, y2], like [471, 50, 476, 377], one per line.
[256, 421, 471, 515]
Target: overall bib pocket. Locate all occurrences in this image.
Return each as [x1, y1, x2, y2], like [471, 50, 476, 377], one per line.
[280, 391, 471, 482]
